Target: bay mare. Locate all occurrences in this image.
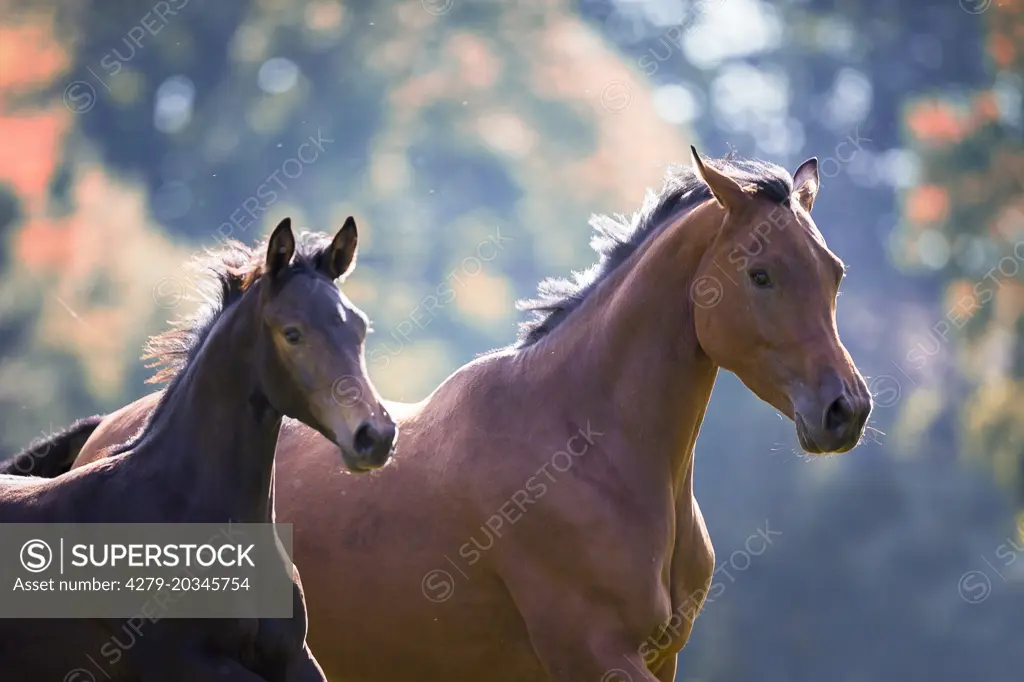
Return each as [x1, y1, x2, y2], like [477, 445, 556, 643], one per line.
[10, 150, 871, 680]
[0, 218, 396, 681]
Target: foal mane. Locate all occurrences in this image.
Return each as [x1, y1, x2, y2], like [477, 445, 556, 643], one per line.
[143, 231, 335, 385]
[106, 231, 336, 457]
[514, 154, 795, 348]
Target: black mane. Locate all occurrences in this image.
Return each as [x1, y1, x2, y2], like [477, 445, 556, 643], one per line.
[143, 231, 336, 384]
[514, 155, 794, 348]
[110, 230, 336, 456]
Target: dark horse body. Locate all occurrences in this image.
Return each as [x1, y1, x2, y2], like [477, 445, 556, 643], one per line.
[10, 151, 871, 680]
[0, 218, 395, 681]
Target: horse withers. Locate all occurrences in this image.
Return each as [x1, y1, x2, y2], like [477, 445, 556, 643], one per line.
[0, 217, 395, 681]
[16, 149, 870, 681]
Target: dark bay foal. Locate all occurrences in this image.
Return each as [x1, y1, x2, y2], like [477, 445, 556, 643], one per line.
[0, 217, 396, 681]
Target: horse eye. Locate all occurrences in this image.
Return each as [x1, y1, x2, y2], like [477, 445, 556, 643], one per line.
[283, 327, 303, 344]
[749, 269, 772, 288]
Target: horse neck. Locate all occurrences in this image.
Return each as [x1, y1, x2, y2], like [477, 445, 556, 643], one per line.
[136, 292, 280, 522]
[524, 204, 721, 499]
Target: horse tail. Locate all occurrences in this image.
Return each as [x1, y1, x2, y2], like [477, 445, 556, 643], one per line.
[0, 415, 105, 478]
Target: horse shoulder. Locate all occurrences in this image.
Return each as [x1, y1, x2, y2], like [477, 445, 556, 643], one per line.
[483, 446, 676, 646]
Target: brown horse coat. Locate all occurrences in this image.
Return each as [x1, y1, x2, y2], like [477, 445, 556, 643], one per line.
[31, 151, 871, 681]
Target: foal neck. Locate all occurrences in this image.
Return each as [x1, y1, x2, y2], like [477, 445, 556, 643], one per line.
[525, 203, 722, 498]
[134, 290, 279, 522]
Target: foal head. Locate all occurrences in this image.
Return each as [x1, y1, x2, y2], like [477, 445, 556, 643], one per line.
[689, 148, 871, 454]
[252, 217, 397, 471]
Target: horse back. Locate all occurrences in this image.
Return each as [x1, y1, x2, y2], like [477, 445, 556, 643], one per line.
[74, 391, 164, 469]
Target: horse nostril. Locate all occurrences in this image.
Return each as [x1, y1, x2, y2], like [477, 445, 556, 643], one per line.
[824, 395, 854, 433]
[379, 424, 397, 452]
[353, 423, 377, 456]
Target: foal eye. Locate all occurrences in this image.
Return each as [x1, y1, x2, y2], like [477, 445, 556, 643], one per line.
[282, 327, 303, 344]
[749, 269, 772, 288]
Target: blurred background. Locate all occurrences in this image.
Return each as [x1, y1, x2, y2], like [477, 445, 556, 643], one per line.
[0, 0, 1022, 678]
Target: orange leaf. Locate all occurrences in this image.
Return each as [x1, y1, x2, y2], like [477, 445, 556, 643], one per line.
[989, 31, 1015, 69]
[906, 184, 950, 224]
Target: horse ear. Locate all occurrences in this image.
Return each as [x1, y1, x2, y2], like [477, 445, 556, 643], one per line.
[321, 216, 358, 280]
[791, 157, 819, 213]
[265, 217, 295, 279]
[690, 146, 749, 210]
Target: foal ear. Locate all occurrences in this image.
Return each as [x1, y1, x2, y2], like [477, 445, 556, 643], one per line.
[320, 216, 359, 280]
[690, 146, 749, 210]
[265, 217, 296, 279]
[791, 157, 819, 213]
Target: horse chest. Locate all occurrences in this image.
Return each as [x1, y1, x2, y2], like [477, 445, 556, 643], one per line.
[642, 497, 715, 664]
[206, 616, 302, 677]
[248, 596, 309, 674]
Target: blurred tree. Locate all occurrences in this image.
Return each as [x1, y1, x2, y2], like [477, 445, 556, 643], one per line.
[0, 0, 705, 451]
[0, 3, 192, 454]
[892, 0, 1024, 507]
